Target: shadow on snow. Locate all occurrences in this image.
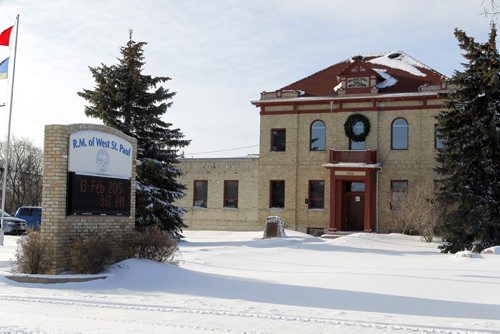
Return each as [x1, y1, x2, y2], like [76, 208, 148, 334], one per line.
[4, 259, 498, 321]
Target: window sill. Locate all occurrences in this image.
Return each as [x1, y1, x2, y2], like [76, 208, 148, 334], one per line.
[269, 207, 284, 210]
[192, 206, 207, 209]
[308, 208, 325, 211]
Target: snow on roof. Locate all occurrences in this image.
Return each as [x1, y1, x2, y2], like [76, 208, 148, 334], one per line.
[276, 51, 444, 97]
[252, 91, 442, 105]
[368, 52, 427, 77]
[373, 68, 398, 89]
[333, 81, 343, 92]
[322, 163, 382, 169]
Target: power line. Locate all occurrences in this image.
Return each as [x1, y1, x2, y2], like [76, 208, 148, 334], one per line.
[186, 144, 259, 156]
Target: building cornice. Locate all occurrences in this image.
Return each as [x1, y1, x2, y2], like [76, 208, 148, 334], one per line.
[251, 90, 448, 106]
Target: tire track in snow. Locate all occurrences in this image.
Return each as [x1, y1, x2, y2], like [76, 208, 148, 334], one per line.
[0, 299, 253, 334]
[0, 295, 495, 334]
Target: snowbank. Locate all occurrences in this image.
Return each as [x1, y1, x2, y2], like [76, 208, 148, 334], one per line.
[1, 232, 499, 333]
[481, 246, 500, 255]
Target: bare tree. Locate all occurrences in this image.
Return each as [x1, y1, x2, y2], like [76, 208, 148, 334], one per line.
[0, 137, 43, 213]
[388, 178, 439, 242]
[483, 0, 499, 19]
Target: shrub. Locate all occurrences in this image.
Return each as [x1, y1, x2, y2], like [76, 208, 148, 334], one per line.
[70, 230, 113, 274]
[388, 178, 439, 242]
[15, 231, 54, 274]
[124, 226, 179, 264]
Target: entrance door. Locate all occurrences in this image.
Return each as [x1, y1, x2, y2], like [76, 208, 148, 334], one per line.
[343, 182, 365, 231]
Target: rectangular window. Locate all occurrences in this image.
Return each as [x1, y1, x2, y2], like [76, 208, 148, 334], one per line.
[390, 180, 408, 210]
[270, 180, 285, 208]
[223, 180, 238, 208]
[193, 180, 208, 208]
[271, 129, 286, 151]
[435, 124, 444, 149]
[349, 182, 365, 192]
[309, 181, 325, 209]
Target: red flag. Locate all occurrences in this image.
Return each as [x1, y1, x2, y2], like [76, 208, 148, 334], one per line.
[0, 26, 13, 46]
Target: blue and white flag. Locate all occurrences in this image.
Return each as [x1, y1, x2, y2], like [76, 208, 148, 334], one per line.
[0, 57, 8, 79]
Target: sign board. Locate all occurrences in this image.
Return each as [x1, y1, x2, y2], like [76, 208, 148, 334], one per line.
[67, 173, 131, 216]
[334, 170, 366, 176]
[69, 131, 132, 179]
[67, 130, 133, 216]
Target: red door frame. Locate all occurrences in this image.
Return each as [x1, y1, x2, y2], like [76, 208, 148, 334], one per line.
[327, 167, 378, 232]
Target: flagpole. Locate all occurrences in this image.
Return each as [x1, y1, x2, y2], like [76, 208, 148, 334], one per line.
[0, 15, 19, 246]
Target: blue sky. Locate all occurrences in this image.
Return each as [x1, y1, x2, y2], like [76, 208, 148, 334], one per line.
[0, 0, 495, 157]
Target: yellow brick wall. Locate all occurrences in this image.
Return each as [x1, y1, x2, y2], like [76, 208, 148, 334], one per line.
[175, 158, 260, 230]
[257, 98, 444, 233]
[375, 107, 442, 231]
[178, 96, 445, 234]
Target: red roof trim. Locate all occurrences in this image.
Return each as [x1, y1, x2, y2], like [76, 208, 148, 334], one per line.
[260, 104, 443, 116]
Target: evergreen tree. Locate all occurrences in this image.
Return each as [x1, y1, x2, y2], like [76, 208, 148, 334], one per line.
[78, 31, 190, 238]
[436, 25, 500, 253]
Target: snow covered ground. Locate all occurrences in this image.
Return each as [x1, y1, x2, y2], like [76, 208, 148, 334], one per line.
[0, 230, 499, 333]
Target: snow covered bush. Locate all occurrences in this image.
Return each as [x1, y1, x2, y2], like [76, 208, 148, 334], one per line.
[454, 250, 481, 258]
[123, 226, 179, 264]
[70, 230, 113, 274]
[15, 230, 54, 274]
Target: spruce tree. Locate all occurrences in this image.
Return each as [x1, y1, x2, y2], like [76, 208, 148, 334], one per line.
[78, 31, 190, 238]
[436, 25, 500, 253]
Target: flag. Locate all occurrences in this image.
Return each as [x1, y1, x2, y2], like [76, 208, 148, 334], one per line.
[0, 57, 8, 79]
[0, 25, 13, 46]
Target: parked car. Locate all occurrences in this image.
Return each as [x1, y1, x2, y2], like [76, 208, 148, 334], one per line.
[15, 206, 42, 230]
[0, 209, 27, 235]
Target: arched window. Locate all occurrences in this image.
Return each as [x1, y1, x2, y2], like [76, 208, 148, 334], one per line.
[391, 118, 408, 150]
[349, 121, 366, 150]
[310, 120, 326, 151]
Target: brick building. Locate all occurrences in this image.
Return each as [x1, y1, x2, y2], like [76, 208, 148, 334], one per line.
[176, 52, 449, 235]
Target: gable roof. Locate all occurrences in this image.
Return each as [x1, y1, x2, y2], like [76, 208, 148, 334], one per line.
[280, 52, 445, 96]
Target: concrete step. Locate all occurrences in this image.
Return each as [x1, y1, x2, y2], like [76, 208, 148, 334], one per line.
[321, 231, 359, 239]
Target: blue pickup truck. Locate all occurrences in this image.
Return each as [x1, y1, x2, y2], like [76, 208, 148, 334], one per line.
[15, 206, 42, 230]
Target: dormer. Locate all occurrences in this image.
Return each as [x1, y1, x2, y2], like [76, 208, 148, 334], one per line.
[276, 52, 446, 97]
[336, 56, 379, 95]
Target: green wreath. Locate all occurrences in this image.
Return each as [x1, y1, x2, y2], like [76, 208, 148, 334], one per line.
[344, 113, 371, 142]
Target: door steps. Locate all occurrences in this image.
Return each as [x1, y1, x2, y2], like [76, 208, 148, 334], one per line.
[321, 231, 359, 239]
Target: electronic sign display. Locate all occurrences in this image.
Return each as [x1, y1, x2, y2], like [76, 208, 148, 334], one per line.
[67, 173, 131, 216]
